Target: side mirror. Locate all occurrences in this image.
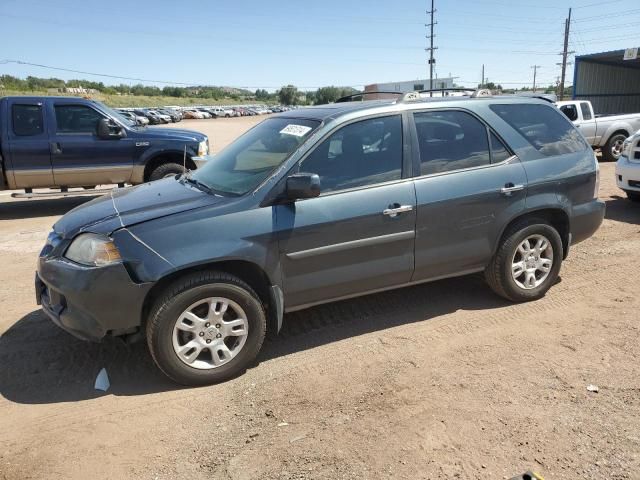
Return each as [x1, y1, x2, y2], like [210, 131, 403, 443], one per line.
[286, 173, 321, 200]
[98, 118, 125, 139]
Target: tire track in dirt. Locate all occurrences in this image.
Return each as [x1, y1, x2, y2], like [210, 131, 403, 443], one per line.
[2, 248, 627, 441]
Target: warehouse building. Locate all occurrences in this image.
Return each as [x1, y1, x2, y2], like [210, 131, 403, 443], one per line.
[364, 77, 456, 99]
[573, 47, 640, 114]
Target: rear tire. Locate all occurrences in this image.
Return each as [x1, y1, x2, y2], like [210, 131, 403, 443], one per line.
[625, 190, 640, 202]
[146, 272, 267, 386]
[602, 132, 627, 162]
[485, 219, 563, 302]
[149, 162, 186, 181]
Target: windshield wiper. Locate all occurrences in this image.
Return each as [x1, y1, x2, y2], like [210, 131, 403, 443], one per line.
[181, 174, 213, 194]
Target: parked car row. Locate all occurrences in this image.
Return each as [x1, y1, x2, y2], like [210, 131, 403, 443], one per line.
[115, 105, 293, 123]
[116, 107, 183, 125]
[181, 105, 293, 119]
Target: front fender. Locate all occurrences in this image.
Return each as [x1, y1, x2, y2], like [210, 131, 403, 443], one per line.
[114, 201, 282, 288]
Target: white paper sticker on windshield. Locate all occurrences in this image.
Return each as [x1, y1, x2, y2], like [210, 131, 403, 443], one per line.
[280, 124, 312, 137]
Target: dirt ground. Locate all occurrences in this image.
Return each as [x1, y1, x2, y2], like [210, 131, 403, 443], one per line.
[1, 116, 639, 480]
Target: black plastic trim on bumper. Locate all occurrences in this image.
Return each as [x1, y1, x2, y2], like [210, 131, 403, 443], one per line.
[36, 257, 152, 342]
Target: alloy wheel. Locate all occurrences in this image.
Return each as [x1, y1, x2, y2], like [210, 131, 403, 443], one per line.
[511, 234, 554, 289]
[172, 297, 249, 369]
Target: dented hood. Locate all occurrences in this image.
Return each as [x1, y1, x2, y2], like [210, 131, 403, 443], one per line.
[54, 177, 222, 238]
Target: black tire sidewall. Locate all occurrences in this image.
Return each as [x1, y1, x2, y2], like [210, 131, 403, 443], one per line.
[148, 282, 266, 385]
[604, 133, 627, 162]
[149, 163, 186, 181]
[500, 223, 563, 301]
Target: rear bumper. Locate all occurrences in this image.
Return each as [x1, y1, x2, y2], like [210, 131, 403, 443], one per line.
[616, 157, 640, 193]
[36, 256, 152, 341]
[570, 199, 605, 246]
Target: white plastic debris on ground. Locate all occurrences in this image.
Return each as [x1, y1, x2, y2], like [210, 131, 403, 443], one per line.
[94, 368, 110, 392]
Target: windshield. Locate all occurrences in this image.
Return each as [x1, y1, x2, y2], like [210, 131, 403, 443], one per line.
[192, 117, 320, 195]
[95, 102, 136, 127]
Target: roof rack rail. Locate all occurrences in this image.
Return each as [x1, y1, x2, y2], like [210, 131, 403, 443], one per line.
[401, 88, 492, 102]
[335, 91, 403, 103]
[514, 92, 557, 103]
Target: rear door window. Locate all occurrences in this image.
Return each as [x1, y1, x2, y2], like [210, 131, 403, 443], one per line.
[12, 104, 44, 136]
[490, 103, 588, 156]
[413, 110, 491, 175]
[490, 132, 512, 163]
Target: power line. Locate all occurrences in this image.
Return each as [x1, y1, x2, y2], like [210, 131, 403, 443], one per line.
[0, 59, 194, 85]
[572, 7, 640, 22]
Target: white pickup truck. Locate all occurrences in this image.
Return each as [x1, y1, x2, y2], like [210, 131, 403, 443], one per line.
[557, 100, 640, 161]
[616, 131, 640, 202]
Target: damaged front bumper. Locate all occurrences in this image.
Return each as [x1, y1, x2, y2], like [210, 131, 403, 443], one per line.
[36, 255, 152, 341]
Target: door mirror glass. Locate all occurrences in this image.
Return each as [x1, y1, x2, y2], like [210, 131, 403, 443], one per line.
[286, 173, 321, 200]
[97, 118, 124, 139]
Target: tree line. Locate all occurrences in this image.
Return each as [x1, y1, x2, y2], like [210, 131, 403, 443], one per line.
[0, 75, 361, 105]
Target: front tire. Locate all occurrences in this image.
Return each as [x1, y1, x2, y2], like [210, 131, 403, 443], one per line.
[485, 219, 563, 302]
[602, 133, 627, 162]
[149, 162, 186, 181]
[146, 272, 267, 386]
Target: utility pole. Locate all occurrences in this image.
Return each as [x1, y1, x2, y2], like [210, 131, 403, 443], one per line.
[531, 65, 541, 91]
[426, 0, 437, 96]
[559, 7, 573, 101]
[481, 64, 485, 88]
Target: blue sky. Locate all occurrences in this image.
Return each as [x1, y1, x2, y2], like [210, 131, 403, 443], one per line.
[1, 0, 639, 91]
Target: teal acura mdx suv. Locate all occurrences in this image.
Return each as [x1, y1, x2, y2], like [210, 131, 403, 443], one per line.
[36, 91, 605, 385]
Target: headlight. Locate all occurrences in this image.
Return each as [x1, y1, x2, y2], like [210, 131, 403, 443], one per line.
[622, 139, 631, 159]
[65, 233, 122, 267]
[198, 139, 208, 156]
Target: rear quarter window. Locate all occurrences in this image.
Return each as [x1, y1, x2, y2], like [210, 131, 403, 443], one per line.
[489, 103, 588, 156]
[12, 104, 44, 136]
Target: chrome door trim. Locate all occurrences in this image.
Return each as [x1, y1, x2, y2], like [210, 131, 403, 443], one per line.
[286, 230, 415, 260]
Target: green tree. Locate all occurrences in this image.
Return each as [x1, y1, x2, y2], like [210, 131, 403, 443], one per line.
[314, 86, 359, 105]
[278, 85, 298, 105]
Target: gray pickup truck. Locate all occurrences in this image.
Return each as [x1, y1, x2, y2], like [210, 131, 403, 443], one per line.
[557, 100, 640, 161]
[36, 90, 605, 386]
[0, 96, 210, 194]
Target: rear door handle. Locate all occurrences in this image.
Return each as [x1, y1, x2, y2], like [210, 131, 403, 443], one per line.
[383, 204, 413, 217]
[50, 142, 62, 155]
[500, 183, 524, 196]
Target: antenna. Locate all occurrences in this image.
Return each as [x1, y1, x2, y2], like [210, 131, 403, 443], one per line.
[183, 144, 187, 172]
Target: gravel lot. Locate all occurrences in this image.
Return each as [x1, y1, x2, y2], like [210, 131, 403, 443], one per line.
[0, 116, 638, 479]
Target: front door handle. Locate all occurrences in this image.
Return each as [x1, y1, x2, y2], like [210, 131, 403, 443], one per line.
[383, 204, 413, 217]
[500, 183, 524, 196]
[50, 142, 62, 155]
